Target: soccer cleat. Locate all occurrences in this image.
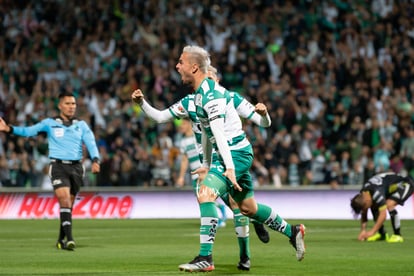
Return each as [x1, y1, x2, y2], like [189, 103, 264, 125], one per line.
[65, 240, 76, 250]
[387, 234, 404, 243]
[366, 233, 388, 242]
[237, 256, 251, 271]
[178, 255, 215, 272]
[56, 240, 66, 250]
[289, 224, 306, 261]
[253, 221, 270, 243]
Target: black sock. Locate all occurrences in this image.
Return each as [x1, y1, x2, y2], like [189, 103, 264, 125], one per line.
[58, 224, 65, 241]
[371, 208, 387, 236]
[60, 207, 73, 241]
[389, 209, 401, 235]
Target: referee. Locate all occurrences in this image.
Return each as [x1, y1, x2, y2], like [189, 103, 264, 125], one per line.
[0, 92, 100, 250]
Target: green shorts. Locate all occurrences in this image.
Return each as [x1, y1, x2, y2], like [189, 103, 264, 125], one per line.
[199, 145, 254, 203]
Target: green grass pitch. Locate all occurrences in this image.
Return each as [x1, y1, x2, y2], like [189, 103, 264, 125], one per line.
[0, 219, 413, 275]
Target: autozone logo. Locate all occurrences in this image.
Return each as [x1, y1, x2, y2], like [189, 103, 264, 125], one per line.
[0, 193, 133, 219]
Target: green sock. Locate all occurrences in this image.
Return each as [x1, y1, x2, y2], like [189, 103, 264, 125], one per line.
[251, 203, 292, 238]
[233, 208, 250, 259]
[199, 202, 218, 256]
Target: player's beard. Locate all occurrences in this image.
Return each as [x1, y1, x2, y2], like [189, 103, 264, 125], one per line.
[180, 72, 194, 86]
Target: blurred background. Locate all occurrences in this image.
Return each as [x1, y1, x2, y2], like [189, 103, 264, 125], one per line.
[1, 0, 414, 191]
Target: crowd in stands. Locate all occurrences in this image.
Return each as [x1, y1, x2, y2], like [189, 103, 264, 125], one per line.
[1, 0, 414, 189]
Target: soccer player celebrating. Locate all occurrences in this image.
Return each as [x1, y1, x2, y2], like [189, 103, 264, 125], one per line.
[0, 92, 100, 250]
[174, 45, 305, 272]
[350, 172, 414, 242]
[131, 65, 271, 270]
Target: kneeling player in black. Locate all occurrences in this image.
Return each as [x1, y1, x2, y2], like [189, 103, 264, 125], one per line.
[350, 172, 414, 242]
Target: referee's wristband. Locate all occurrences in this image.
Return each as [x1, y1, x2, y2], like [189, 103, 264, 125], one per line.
[7, 125, 14, 134]
[92, 158, 100, 165]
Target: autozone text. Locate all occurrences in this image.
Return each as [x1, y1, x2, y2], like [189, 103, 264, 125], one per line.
[17, 193, 133, 218]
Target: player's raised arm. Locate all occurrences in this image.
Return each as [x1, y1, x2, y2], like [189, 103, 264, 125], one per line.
[131, 89, 174, 123]
[232, 92, 271, 128]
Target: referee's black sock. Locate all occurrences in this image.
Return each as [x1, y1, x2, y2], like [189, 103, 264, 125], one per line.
[389, 209, 401, 235]
[60, 207, 74, 241]
[58, 224, 65, 241]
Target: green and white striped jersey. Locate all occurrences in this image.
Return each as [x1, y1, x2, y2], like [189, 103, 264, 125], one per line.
[194, 78, 250, 154]
[177, 134, 201, 180]
[169, 94, 202, 146]
[168, 84, 257, 169]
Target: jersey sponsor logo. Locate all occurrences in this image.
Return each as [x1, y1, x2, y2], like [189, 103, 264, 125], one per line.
[206, 92, 215, 101]
[207, 103, 219, 110]
[208, 108, 219, 116]
[209, 115, 221, 121]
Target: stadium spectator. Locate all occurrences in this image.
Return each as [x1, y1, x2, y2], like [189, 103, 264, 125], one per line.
[0, 154, 10, 187]
[0, 0, 413, 188]
[399, 127, 414, 176]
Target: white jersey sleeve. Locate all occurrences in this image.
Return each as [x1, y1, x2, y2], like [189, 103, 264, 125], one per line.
[141, 100, 174, 123]
[232, 92, 271, 127]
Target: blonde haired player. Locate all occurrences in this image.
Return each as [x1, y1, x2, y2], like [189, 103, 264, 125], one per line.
[132, 65, 271, 271]
[174, 45, 305, 272]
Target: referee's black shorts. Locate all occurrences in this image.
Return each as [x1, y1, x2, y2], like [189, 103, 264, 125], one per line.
[49, 161, 85, 195]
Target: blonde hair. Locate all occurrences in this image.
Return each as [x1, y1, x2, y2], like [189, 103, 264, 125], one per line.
[207, 65, 219, 82]
[208, 65, 217, 75]
[182, 45, 211, 73]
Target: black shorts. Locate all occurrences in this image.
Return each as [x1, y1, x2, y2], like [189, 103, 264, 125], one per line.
[49, 162, 85, 196]
[389, 182, 414, 205]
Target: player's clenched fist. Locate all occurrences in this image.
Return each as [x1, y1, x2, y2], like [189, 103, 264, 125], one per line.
[131, 89, 144, 105]
[254, 103, 268, 116]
